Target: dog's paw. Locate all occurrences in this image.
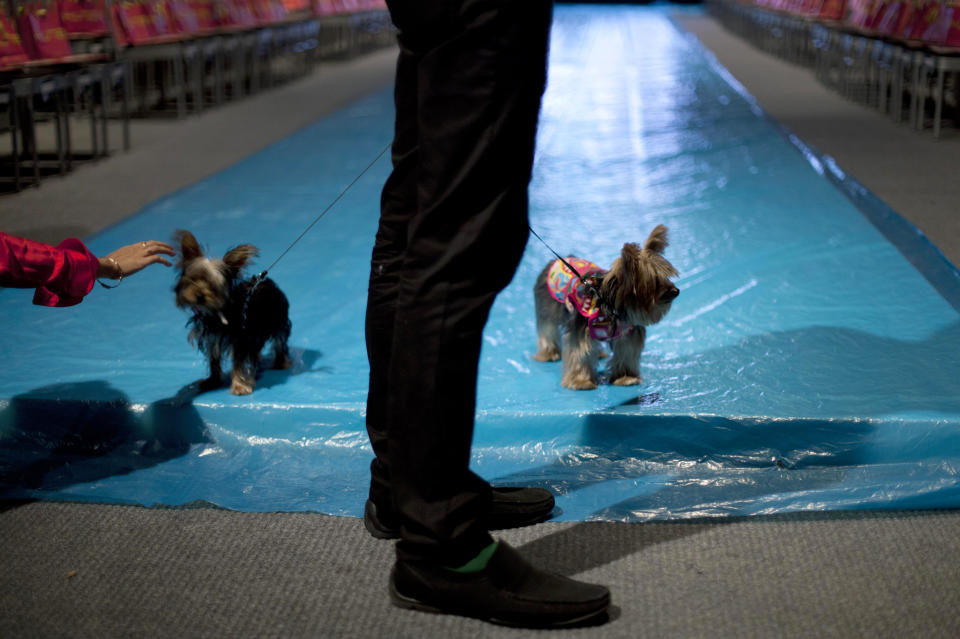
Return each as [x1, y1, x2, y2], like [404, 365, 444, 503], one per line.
[230, 378, 255, 395]
[562, 376, 598, 391]
[532, 350, 561, 362]
[274, 354, 293, 370]
[612, 375, 642, 386]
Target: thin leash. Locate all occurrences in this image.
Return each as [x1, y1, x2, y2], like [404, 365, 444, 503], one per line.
[240, 142, 392, 326]
[239, 140, 615, 324]
[257, 142, 393, 281]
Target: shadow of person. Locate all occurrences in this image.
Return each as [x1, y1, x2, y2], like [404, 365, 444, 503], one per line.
[518, 519, 719, 578]
[0, 381, 209, 496]
[491, 320, 960, 521]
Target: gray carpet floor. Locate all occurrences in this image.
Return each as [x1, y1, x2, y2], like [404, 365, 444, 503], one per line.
[2, 7, 960, 638]
[2, 502, 959, 638]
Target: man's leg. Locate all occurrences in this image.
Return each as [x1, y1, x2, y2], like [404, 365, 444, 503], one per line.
[373, 1, 611, 627]
[364, 3, 555, 541]
[385, 0, 554, 566]
[364, 41, 420, 527]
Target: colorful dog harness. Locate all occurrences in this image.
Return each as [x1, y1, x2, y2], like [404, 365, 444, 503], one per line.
[546, 257, 634, 341]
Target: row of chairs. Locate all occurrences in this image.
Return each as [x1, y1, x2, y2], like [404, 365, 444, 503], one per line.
[1, 0, 394, 192]
[709, 0, 960, 138]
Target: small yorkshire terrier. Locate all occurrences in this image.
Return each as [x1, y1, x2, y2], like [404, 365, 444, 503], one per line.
[532, 224, 679, 390]
[173, 230, 292, 395]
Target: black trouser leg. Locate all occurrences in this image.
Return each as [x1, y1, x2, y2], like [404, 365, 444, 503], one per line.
[365, 0, 553, 565]
[364, 47, 419, 512]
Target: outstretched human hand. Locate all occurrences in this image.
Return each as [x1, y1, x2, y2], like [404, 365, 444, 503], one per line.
[98, 240, 176, 280]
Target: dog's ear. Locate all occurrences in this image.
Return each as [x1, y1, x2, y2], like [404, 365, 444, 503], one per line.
[223, 244, 259, 273]
[643, 225, 669, 255]
[174, 230, 203, 265]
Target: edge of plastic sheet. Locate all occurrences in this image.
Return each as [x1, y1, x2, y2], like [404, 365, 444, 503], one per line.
[679, 27, 960, 315]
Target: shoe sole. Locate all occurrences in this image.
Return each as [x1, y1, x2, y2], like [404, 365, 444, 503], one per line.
[389, 579, 610, 629]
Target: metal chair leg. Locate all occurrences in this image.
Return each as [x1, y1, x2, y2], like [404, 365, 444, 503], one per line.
[933, 63, 945, 139]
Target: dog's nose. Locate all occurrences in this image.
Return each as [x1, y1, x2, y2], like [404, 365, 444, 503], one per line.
[662, 286, 679, 302]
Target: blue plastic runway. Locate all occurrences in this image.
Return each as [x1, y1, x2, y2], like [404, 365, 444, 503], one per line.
[2, 5, 959, 520]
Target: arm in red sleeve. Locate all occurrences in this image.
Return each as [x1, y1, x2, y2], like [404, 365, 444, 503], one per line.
[0, 232, 100, 307]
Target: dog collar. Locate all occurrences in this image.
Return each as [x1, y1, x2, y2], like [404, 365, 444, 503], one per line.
[568, 276, 633, 341]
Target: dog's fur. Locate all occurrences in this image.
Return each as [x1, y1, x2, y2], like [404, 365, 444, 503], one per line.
[173, 230, 292, 395]
[532, 224, 679, 390]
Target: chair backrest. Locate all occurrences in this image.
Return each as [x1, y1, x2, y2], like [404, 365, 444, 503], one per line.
[888, 0, 922, 38]
[146, 0, 176, 36]
[0, 8, 30, 68]
[57, 0, 108, 37]
[843, 0, 878, 29]
[113, 1, 157, 45]
[189, 0, 219, 30]
[217, 0, 259, 28]
[921, 2, 960, 46]
[332, 0, 361, 14]
[902, 0, 943, 40]
[874, 0, 907, 34]
[310, 0, 337, 17]
[251, 0, 287, 25]
[281, 0, 308, 12]
[821, 0, 848, 18]
[167, 0, 200, 33]
[17, 1, 75, 59]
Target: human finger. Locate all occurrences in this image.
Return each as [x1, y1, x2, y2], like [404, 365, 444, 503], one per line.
[146, 241, 175, 256]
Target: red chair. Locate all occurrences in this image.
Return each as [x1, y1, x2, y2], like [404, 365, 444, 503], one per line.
[16, 2, 105, 64]
[915, 2, 960, 137]
[6, 3, 110, 187]
[113, 0, 195, 118]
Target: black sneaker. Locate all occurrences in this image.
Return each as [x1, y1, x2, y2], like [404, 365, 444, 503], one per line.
[363, 486, 556, 540]
[390, 541, 610, 628]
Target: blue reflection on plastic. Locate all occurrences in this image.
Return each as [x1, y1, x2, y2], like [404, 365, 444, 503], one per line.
[1, 4, 958, 521]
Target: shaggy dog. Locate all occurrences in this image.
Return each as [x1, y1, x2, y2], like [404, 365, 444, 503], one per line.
[173, 230, 291, 395]
[532, 224, 678, 390]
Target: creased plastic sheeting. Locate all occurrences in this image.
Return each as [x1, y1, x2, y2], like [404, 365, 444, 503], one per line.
[1, 4, 959, 521]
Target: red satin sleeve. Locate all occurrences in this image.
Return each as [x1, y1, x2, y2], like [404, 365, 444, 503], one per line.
[0, 232, 100, 307]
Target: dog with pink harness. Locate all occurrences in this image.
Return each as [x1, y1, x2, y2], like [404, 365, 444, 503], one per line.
[532, 225, 679, 390]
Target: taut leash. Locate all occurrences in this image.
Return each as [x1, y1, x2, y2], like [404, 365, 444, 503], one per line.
[240, 142, 392, 328]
